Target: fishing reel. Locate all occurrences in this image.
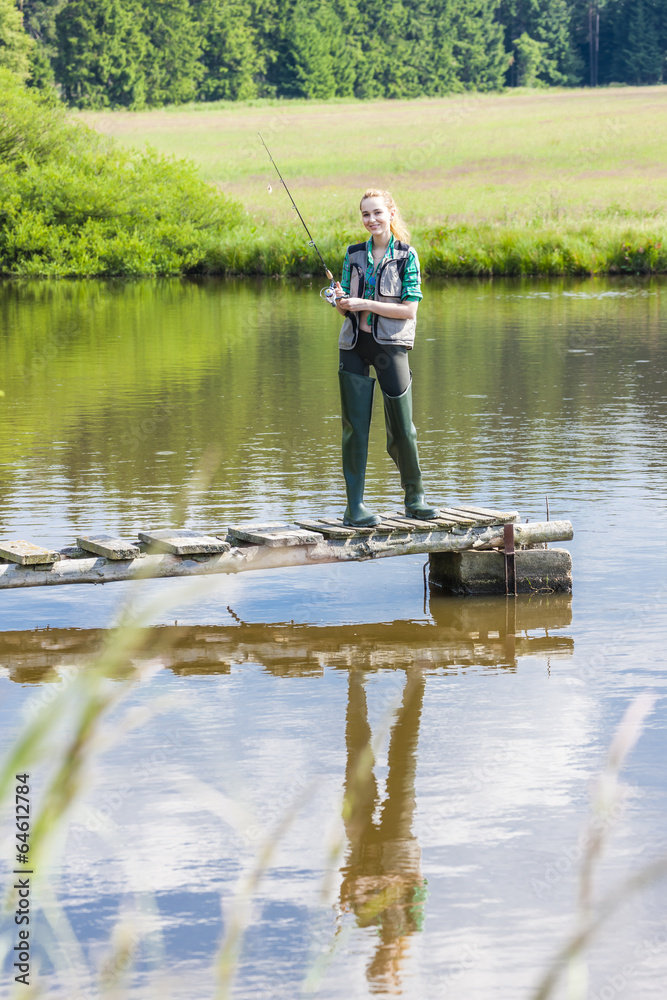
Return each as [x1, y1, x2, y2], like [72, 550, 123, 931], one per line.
[320, 278, 346, 307]
[321, 281, 338, 307]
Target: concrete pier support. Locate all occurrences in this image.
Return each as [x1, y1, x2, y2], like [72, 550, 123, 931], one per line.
[429, 548, 572, 596]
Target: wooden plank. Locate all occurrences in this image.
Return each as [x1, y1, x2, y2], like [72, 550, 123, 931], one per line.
[302, 516, 400, 538]
[437, 508, 479, 525]
[294, 518, 357, 539]
[424, 515, 466, 529]
[376, 515, 417, 530]
[228, 523, 323, 547]
[77, 534, 140, 560]
[454, 504, 520, 522]
[227, 521, 286, 532]
[0, 540, 59, 566]
[383, 512, 458, 531]
[447, 512, 496, 526]
[379, 512, 428, 530]
[316, 516, 377, 537]
[359, 523, 397, 535]
[138, 529, 230, 556]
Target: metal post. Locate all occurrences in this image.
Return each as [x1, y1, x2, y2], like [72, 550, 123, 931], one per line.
[504, 523, 517, 597]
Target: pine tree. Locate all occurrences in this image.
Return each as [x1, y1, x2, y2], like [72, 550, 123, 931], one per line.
[329, 0, 361, 96]
[500, 0, 582, 86]
[0, 0, 34, 80]
[282, 0, 339, 98]
[659, 0, 667, 85]
[357, 0, 410, 97]
[622, 0, 662, 84]
[254, 0, 293, 97]
[55, 0, 148, 108]
[141, 0, 204, 105]
[419, 0, 460, 95]
[262, 0, 359, 99]
[512, 30, 547, 85]
[197, 0, 263, 101]
[21, 0, 66, 88]
[451, 0, 509, 91]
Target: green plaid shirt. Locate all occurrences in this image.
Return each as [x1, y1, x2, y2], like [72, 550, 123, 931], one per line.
[341, 235, 422, 325]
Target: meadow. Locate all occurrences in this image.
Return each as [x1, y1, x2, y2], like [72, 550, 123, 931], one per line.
[80, 86, 667, 276]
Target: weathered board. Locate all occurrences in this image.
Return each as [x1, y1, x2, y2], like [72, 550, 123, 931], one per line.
[453, 504, 520, 522]
[315, 517, 379, 536]
[138, 529, 230, 556]
[436, 509, 480, 525]
[381, 512, 459, 531]
[227, 522, 323, 547]
[294, 518, 358, 539]
[77, 534, 140, 560]
[0, 540, 59, 566]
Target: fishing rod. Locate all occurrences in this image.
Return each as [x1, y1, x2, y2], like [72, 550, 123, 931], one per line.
[258, 132, 341, 307]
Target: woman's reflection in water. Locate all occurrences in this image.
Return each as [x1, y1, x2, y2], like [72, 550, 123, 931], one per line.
[340, 668, 427, 995]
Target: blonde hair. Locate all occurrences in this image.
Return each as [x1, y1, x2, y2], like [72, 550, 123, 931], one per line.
[360, 188, 410, 243]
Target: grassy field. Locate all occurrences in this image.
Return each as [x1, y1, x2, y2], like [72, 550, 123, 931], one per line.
[81, 87, 667, 276]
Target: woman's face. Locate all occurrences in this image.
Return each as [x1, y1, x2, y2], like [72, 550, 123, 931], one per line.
[360, 197, 394, 239]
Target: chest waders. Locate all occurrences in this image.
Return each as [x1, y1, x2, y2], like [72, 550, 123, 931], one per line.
[338, 246, 438, 527]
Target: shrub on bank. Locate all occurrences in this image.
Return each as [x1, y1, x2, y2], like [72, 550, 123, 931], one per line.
[0, 71, 243, 276]
[415, 225, 667, 277]
[203, 222, 667, 278]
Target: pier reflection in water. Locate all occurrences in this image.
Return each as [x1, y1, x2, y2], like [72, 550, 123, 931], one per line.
[0, 595, 574, 997]
[0, 594, 573, 684]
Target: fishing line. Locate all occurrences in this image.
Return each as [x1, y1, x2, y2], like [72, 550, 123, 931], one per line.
[258, 132, 341, 306]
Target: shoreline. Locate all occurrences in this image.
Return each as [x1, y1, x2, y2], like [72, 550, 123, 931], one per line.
[2, 224, 666, 279]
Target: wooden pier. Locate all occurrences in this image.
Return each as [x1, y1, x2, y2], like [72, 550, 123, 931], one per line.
[0, 506, 573, 593]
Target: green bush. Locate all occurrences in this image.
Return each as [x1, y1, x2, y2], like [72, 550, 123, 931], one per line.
[0, 70, 244, 276]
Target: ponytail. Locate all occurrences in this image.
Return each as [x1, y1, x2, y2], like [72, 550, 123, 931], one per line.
[360, 188, 410, 243]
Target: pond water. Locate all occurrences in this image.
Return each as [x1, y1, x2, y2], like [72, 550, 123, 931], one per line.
[0, 276, 666, 999]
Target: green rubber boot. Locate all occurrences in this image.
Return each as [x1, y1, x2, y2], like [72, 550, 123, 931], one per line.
[339, 368, 381, 527]
[383, 381, 439, 520]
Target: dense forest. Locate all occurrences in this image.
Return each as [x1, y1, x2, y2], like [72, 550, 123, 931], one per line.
[1, 0, 666, 108]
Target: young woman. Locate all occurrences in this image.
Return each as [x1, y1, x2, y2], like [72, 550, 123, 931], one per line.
[334, 188, 438, 527]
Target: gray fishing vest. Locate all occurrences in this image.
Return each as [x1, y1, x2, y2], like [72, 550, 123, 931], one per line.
[338, 240, 417, 350]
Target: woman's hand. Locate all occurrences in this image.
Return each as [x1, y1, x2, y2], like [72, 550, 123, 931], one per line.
[336, 296, 367, 312]
[333, 282, 352, 316]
